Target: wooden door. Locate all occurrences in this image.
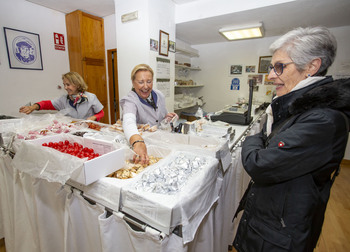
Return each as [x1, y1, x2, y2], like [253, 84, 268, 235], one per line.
[107, 49, 120, 123]
[66, 10, 109, 124]
[81, 12, 105, 59]
[82, 59, 109, 124]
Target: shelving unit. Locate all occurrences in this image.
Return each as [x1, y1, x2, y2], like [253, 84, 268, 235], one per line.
[174, 42, 203, 113]
[174, 85, 204, 111]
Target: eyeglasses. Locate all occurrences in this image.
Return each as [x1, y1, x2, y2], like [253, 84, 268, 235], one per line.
[268, 62, 294, 76]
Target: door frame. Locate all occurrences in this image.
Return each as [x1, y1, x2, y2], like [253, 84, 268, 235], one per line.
[107, 49, 120, 124]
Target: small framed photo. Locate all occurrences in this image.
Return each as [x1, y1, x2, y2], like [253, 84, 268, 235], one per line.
[150, 38, 158, 52]
[248, 74, 263, 85]
[169, 40, 176, 53]
[264, 74, 274, 85]
[258, 56, 272, 73]
[230, 65, 243, 75]
[4, 27, 43, 70]
[159, 30, 169, 56]
[245, 65, 256, 73]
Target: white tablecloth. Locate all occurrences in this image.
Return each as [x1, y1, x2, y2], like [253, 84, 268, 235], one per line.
[0, 116, 265, 252]
[0, 152, 240, 252]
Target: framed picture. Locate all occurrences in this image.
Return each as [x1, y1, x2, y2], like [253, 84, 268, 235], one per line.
[245, 65, 256, 73]
[159, 30, 169, 56]
[258, 56, 272, 73]
[230, 64, 242, 75]
[3, 27, 43, 70]
[169, 40, 176, 53]
[264, 74, 274, 85]
[248, 74, 263, 85]
[150, 38, 158, 52]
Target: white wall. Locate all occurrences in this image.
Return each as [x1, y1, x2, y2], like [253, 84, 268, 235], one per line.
[149, 0, 176, 112]
[192, 25, 350, 112]
[192, 25, 350, 159]
[104, 14, 117, 51]
[192, 36, 276, 112]
[115, 0, 151, 101]
[0, 0, 69, 117]
[0, 0, 117, 120]
[115, 0, 175, 113]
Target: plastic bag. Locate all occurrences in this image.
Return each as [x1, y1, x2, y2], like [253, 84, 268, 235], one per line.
[11, 136, 85, 185]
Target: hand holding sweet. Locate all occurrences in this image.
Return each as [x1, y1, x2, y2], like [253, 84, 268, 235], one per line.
[130, 135, 149, 165]
[165, 112, 178, 122]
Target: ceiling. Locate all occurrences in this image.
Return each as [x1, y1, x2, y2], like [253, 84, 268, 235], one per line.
[26, 0, 350, 45]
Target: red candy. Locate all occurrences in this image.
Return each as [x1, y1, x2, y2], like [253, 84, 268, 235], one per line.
[42, 140, 100, 160]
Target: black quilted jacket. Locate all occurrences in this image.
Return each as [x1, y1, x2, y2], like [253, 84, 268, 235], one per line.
[233, 76, 350, 252]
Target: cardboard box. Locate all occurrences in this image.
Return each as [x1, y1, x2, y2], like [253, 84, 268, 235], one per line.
[28, 134, 125, 185]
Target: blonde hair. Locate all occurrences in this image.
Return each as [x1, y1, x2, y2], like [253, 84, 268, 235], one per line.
[62, 72, 88, 92]
[131, 64, 154, 81]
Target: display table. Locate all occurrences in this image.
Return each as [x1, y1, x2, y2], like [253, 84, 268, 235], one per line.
[0, 113, 265, 252]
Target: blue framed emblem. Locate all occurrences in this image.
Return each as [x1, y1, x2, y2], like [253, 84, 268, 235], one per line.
[4, 27, 43, 70]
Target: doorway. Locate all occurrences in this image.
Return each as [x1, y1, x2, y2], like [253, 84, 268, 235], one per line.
[107, 49, 120, 124]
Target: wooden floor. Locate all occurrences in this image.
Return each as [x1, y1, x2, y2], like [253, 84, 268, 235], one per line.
[1, 162, 349, 252]
[0, 238, 4, 252]
[314, 161, 350, 252]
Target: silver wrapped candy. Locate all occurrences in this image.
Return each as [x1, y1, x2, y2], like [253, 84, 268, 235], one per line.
[134, 153, 209, 194]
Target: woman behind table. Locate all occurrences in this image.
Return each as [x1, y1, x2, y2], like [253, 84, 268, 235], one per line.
[120, 64, 177, 164]
[233, 27, 350, 251]
[19, 71, 104, 121]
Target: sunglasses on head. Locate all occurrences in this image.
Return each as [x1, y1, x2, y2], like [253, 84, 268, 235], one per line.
[268, 62, 294, 76]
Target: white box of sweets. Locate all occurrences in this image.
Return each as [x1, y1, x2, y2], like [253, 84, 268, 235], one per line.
[13, 134, 125, 185]
[81, 145, 172, 212]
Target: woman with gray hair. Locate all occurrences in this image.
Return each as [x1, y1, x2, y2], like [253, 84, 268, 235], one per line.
[233, 27, 350, 251]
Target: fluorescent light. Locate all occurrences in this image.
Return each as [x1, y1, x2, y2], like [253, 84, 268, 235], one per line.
[219, 23, 264, 41]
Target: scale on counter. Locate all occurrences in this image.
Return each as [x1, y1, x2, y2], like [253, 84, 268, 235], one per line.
[210, 79, 255, 125]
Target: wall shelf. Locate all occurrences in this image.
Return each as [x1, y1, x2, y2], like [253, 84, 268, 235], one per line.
[175, 64, 201, 71]
[174, 104, 198, 111]
[175, 48, 199, 58]
[175, 85, 204, 88]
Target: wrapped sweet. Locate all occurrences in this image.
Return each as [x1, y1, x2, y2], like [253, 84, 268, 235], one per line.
[134, 153, 208, 194]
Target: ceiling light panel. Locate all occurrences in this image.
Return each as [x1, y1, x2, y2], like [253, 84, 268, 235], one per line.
[219, 23, 264, 41]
